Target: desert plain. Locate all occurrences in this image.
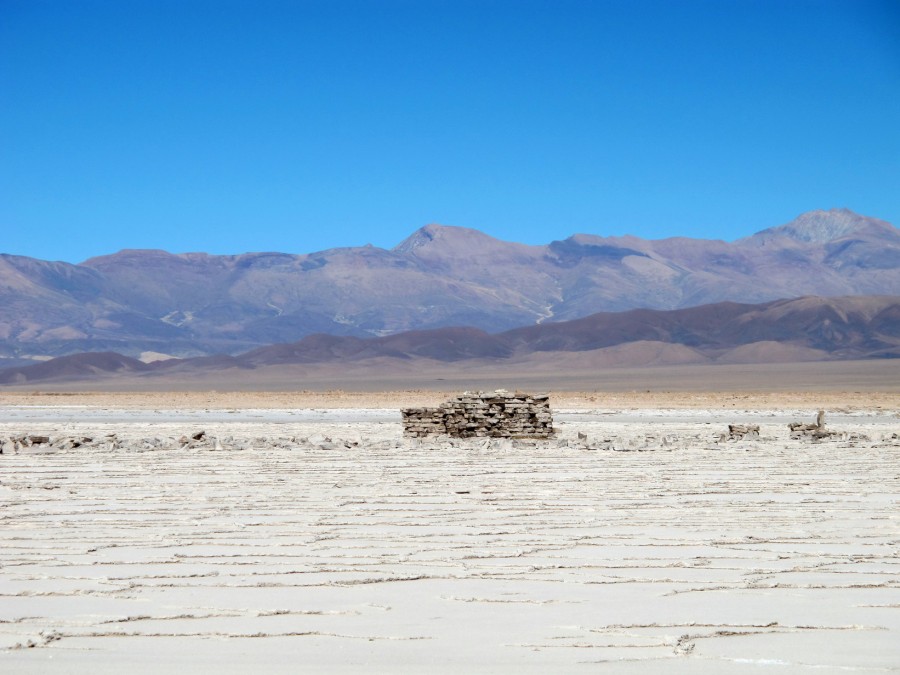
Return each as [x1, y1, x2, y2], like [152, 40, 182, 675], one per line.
[1, 382, 899, 673]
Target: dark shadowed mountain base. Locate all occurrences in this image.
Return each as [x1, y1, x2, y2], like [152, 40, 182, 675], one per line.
[1, 295, 898, 389]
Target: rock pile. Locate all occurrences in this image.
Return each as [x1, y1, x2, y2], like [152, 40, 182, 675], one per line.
[789, 410, 839, 440]
[401, 390, 554, 438]
[2, 433, 121, 454]
[726, 424, 760, 440]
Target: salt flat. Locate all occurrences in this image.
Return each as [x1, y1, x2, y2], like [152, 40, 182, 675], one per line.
[1, 404, 898, 673]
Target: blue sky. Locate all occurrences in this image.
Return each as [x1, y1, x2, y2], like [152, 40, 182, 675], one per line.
[2, 0, 898, 262]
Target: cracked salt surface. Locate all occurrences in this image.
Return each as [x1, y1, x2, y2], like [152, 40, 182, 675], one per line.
[4, 407, 895, 426]
[0, 406, 401, 424]
[0, 407, 898, 673]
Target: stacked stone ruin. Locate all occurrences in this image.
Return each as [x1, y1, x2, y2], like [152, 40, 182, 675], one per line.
[401, 390, 554, 438]
[788, 410, 840, 440]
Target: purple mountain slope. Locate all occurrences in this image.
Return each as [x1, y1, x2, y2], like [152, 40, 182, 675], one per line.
[1, 208, 898, 365]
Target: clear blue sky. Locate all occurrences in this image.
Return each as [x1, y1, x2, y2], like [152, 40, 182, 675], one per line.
[2, 0, 898, 262]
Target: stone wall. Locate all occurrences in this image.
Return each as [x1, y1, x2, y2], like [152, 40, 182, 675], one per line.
[401, 390, 554, 438]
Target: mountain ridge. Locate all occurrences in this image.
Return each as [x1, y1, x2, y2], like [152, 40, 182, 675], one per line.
[1, 209, 898, 365]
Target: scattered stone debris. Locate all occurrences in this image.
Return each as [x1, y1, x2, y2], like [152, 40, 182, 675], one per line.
[726, 424, 760, 441]
[401, 390, 554, 438]
[178, 431, 209, 448]
[789, 410, 841, 440]
[0, 432, 374, 455]
[2, 435, 53, 454]
[790, 410, 825, 433]
[9, 630, 62, 650]
[1, 406, 886, 456]
[53, 436, 93, 450]
[571, 431, 699, 452]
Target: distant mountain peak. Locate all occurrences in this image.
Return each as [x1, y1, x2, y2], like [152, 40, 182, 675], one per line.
[756, 208, 891, 244]
[392, 223, 506, 255]
[393, 224, 438, 254]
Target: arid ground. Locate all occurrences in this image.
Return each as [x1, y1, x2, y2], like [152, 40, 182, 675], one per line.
[1, 388, 898, 673]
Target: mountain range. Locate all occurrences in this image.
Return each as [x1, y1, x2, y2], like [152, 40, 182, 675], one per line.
[1, 208, 899, 367]
[1, 295, 897, 386]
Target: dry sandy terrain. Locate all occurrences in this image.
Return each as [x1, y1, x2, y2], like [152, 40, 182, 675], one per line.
[2, 388, 900, 411]
[1, 394, 898, 673]
[3, 357, 900, 395]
